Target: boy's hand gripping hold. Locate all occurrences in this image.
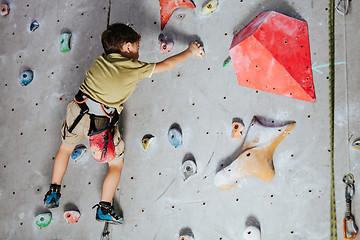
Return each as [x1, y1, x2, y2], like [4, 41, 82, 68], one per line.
[153, 41, 205, 74]
[188, 41, 205, 58]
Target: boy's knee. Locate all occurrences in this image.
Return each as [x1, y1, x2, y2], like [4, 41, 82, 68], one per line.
[108, 158, 123, 169]
[59, 142, 76, 154]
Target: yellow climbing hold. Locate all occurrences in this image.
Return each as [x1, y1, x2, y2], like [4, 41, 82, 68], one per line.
[201, 0, 218, 15]
[352, 139, 360, 150]
[142, 134, 154, 150]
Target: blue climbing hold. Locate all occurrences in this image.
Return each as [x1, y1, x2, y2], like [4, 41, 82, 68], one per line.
[19, 70, 34, 86]
[30, 21, 39, 32]
[71, 144, 87, 162]
[168, 123, 182, 148]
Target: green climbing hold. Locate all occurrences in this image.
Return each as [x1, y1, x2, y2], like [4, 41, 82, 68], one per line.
[223, 56, 232, 67]
[35, 212, 52, 227]
[60, 33, 72, 52]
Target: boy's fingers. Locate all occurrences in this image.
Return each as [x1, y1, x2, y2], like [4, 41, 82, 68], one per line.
[190, 41, 205, 58]
[197, 48, 205, 58]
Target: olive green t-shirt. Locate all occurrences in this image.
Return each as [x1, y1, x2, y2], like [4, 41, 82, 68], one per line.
[79, 53, 155, 113]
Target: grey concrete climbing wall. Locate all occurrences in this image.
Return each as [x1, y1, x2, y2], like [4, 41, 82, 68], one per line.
[1, 0, 359, 239]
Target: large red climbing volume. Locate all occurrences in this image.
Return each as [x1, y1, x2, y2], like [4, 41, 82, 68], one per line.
[159, 0, 196, 30]
[229, 11, 315, 102]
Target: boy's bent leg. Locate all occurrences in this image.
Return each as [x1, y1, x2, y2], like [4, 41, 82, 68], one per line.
[101, 158, 124, 203]
[51, 142, 77, 185]
[101, 123, 125, 203]
[93, 125, 124, 224]
[44, 142, 76, 208]
[45, 100, 88, 208]
[93, 158, 124, 224]
[52, 100, 88, 184]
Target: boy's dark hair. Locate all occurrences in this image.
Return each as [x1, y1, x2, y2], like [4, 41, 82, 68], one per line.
[101, 23, 141, 55]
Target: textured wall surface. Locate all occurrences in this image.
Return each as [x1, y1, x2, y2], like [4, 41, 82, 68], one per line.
[0, 0, 359, 239]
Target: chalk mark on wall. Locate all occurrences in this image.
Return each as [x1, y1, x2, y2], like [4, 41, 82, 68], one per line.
[312, 61, 346, 74]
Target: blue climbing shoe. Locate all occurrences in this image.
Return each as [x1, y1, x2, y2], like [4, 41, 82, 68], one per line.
[92, 202, 123, 224]
[44, 184, 61, 208]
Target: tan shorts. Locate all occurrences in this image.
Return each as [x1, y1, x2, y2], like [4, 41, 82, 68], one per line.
[61, 101, 125, 163]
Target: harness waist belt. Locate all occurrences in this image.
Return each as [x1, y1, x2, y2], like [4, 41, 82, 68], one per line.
[79, 94, 116, 117]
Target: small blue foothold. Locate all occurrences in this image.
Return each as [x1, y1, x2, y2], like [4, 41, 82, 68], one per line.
[168, 123, 182, 147]
[19, 70, 34, 86]
[71, 144, 87, 161]
[30, 21, 39, 32]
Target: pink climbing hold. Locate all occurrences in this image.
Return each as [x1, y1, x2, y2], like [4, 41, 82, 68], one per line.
[64, 210, 81, 224]
[159, 0, 196, 30]
[158, 33, 174, 54]
[229, 11, 315, 102]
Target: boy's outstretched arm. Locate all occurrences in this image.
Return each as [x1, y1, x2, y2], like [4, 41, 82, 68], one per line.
[153, 41, 204, 74]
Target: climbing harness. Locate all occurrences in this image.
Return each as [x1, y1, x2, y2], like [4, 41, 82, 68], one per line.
[66, 91, 119, 163]
[328, 0, 337, 238]
[335, 0, 350, 16]
[67, 91, 117, 134]
[343, 174, 358, 240]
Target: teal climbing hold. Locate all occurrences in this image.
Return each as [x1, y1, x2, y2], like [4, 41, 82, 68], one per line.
[19, 70, 34, 86]
[35, 212, 52, 227]
[60, 33, 72, 52]
[168, 123, 182, 148]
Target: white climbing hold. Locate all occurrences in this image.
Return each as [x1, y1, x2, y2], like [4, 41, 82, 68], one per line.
[179, 235, 194, 240]
[182, 160, 197, 181]
[243, 226, 261, 240]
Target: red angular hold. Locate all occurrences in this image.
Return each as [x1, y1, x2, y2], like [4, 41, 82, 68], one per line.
[229, 11, 315, 102]
[159, 0, 196, 30]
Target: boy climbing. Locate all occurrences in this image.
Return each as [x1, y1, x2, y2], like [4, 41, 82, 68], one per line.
[44, 23, 204, 224]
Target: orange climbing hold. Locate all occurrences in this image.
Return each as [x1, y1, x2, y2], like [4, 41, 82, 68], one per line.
[231, 121, 244, 140]
[229, 11, 315, 102]
[64, 210, 81, 224]
[1, 3, 10, 16]
[159, 0, 196, 30]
